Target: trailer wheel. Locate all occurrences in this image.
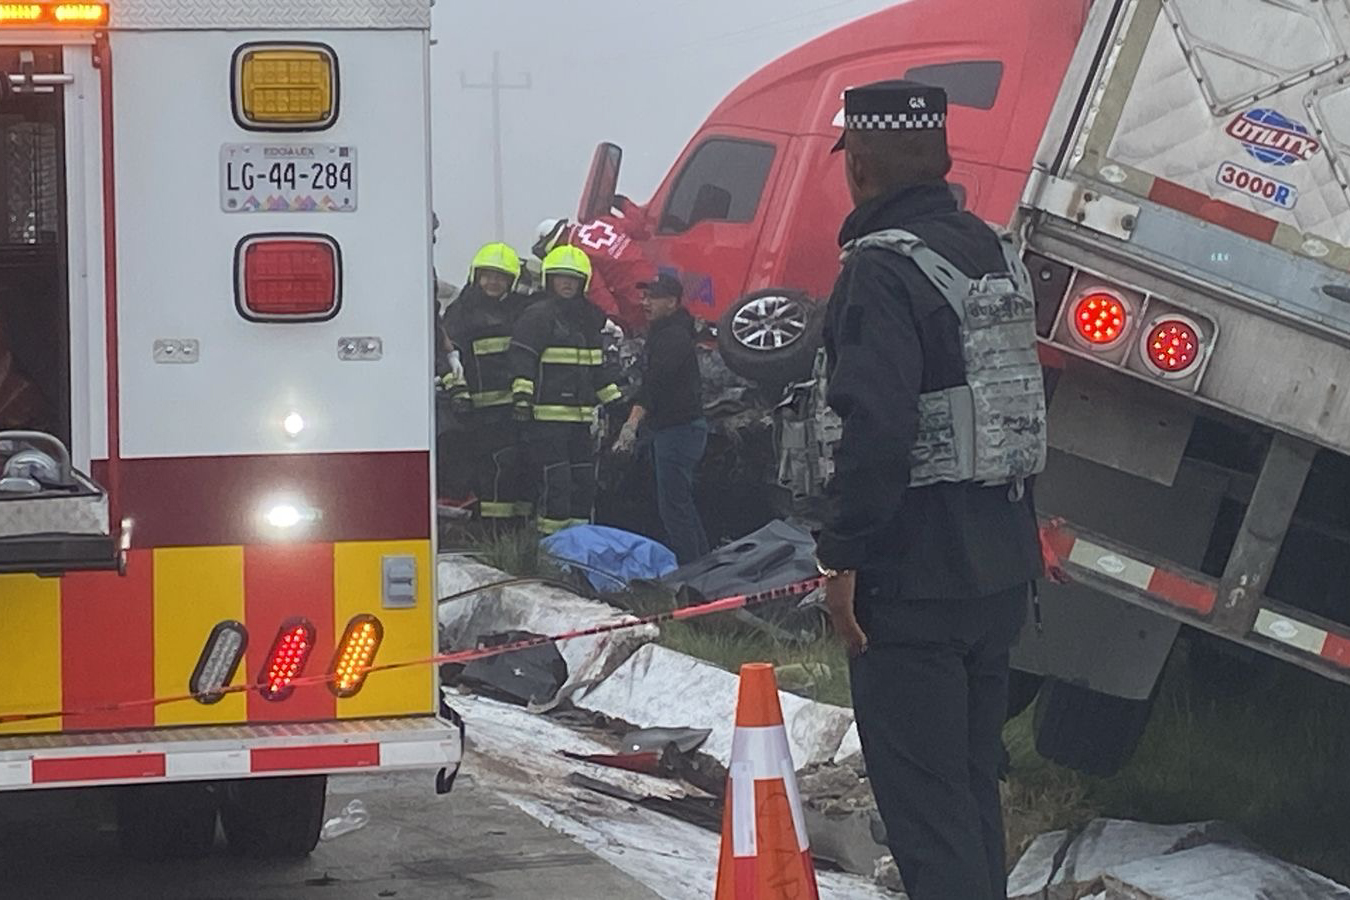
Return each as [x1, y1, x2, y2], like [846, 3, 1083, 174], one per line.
[717, 290, 822, 388]
[220, 775, 327, 858]
[116, 782, 219, 860]
[1032, 678, 1157, 777]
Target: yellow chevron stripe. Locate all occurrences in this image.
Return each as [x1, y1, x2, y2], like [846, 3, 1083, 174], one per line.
[0, 575, 62, 734]
[154, 546, 248, 726]
[333, 540, 434, 719]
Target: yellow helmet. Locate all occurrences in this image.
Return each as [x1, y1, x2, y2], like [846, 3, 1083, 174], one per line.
[469, 242, 522, 287]
[541, 245, 592, 291]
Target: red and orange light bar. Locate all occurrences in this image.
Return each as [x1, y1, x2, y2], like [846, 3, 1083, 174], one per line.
[0, 2, 107, 25]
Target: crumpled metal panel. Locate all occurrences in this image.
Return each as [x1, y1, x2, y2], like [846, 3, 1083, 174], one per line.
[109, 0, 430, 30]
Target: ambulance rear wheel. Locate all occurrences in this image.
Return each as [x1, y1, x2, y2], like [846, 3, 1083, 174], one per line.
[115, 782, 219, 860]
[717, 290, 823, 389]
[220, 775, 327, 858]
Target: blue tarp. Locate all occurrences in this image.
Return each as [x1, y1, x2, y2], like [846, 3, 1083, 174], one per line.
[542, 525, 677, 592]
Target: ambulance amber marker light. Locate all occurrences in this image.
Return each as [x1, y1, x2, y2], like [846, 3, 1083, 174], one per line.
[329, 615, 384, 698]
[189, 621, 248, 704]
[52, 3, 107, 23]
[0, 5, 42, 22]
[259, 620, 316, 702]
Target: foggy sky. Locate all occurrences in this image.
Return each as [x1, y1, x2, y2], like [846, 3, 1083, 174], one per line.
[429, 0, 902, 279]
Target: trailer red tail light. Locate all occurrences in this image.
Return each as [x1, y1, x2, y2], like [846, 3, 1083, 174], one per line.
[329, 615, 384, 698]
[1071, 290, 1129, 347]
[1143, 318, 1201, 377]
[235, 235, 341, 322]
[189, 621, 248, 704]
[258, 619, 316, 702]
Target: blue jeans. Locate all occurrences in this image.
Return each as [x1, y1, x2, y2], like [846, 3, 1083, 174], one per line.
[651, 419, 710, 565]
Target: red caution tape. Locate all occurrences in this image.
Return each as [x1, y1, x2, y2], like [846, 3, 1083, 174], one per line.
[0, 576, 826, 727]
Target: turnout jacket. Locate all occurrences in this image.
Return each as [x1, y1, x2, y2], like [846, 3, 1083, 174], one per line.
[441, 285, 532, 411]
[816, 182, 1042, 600]
[509, 290, 622, 423]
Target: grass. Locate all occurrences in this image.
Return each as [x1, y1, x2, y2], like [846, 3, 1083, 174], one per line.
[1003, 649, 1350, 882]
[461, 526, 1350, 882]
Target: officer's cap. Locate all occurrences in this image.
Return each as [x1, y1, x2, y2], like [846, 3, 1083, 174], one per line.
[831, 80, 948, 152]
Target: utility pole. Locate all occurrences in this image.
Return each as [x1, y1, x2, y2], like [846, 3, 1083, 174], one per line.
[460, 52, 532, 242]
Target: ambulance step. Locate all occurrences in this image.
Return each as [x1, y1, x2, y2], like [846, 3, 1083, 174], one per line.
[0, 716, 462, 792]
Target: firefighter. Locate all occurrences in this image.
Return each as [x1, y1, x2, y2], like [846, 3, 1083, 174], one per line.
[815, 81, 1046, 900]
[510, 245, 623, 535]
[440, 242, 533, 522]
[533, 194, 657, 335]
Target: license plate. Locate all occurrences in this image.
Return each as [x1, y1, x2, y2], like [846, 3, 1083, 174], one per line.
[220, 143, 356, 213]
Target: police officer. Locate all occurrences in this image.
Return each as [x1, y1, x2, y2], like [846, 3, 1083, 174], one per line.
[815, 81, 1046, 900]
[509, 245, 622, 535]
[441, 242, 533, 522]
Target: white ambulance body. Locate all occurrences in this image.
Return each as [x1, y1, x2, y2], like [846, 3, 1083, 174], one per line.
[0, 0, 460, 858]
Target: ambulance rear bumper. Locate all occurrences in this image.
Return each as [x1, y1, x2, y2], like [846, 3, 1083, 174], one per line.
[0, 715, 463, 792]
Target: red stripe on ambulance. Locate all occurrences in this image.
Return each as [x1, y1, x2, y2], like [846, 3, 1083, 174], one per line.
[60, 551, 156, 731]
[32, 753, 166, 785]
[244, 544, 336, 724]
[251, 743, 380, 773]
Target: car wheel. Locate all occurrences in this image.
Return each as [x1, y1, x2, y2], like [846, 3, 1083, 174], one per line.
[716, 289, 822, 388]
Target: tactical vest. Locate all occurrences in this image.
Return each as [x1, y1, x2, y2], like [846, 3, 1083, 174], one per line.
[842, 228, 1047, 494]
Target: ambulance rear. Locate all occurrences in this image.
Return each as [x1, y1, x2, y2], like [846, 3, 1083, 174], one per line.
[0, 0, 459, 858]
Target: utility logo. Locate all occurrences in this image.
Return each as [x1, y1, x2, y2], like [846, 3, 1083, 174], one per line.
[1226, 108, 1321, 166]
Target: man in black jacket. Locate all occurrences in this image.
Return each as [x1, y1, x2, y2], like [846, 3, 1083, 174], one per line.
[815, 81, 1045, 900]
[613, 273, 708, 563]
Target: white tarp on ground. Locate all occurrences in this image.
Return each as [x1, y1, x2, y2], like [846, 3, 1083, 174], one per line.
[576, 642, 855, 769]
[438, 555, 657, 699]
[1009, 818, 1349, 900]
[452, 689, 894, 900]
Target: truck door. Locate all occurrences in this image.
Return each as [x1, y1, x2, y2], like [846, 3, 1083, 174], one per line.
[646, 133, 780, 319]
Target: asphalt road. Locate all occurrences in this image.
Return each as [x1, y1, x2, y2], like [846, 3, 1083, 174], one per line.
[0, 771, 664, 899]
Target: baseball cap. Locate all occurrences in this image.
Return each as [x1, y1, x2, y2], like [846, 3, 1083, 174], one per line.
[638, 272, 684, 301]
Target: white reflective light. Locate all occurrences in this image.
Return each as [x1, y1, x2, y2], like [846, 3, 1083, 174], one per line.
[265, 504, 303, 529]
[282, 411, 305, 437]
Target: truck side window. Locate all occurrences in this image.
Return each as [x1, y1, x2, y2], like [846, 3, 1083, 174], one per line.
[904, 60, 1004, 110]
[659, 138, 775, 234]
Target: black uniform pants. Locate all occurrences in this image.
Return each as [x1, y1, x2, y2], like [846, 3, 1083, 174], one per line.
[849, 580, 1029, 900]
[465, 414, 529, 519]
[525, 420, 596, 534]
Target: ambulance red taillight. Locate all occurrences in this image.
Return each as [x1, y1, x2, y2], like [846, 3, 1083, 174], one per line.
[330, 615, 384, 698]
[259, 619, 316, 702]
[235, 235, 341, 322]
[1143, 317, 1203, 377]
[190, 621, 248, 704]
[1072, 290, 1130, 347]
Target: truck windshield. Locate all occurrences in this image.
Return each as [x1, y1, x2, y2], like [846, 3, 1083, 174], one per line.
[658, 138, 775, 234]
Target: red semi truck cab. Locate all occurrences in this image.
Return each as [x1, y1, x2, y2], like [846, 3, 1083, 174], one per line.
[578, 0, 1090, 384]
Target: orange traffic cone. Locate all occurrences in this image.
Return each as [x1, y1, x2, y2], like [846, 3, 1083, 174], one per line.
[715, 663, 821, 900]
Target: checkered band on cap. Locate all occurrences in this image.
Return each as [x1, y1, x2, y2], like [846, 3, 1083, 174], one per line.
[844, 111, 947, 131]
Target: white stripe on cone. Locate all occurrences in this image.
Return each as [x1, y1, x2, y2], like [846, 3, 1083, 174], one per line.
[728, 724, 811, 856]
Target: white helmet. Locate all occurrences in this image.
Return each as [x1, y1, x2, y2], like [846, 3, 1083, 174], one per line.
[533, 218, 570, 259]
